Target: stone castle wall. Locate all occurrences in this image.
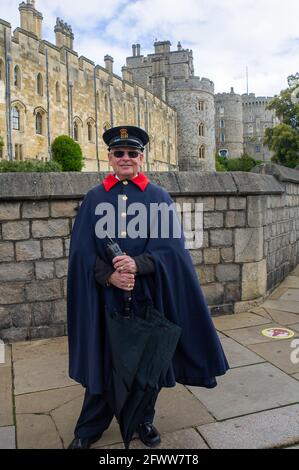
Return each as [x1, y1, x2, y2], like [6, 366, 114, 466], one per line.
[215, 90, 244, 158]
[0, 164, 298, 342]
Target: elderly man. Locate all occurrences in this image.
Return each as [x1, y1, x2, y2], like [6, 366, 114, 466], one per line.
[67, 126, 229, 449]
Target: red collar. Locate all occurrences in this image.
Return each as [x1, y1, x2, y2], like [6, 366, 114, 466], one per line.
[103, 172, 150, 192]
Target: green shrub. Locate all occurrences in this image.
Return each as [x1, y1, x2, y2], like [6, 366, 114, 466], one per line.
[0, 160, 62, 172]
[51, 135, 84, 171]
[216, 153, 262, 172]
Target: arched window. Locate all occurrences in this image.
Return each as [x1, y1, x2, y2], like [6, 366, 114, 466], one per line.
[36, 112, 43, 135]
[55, 82, 61, 102]
[104, 94, 108, 112]
[87, 121, 93, 142]
[198, 100, 205, 111]
[198, 122, 204, 136]
[0, 59, 5, 81]
[199, 145, 205, 159]
[37, 73, 43, 96]
[74, 121, 79, 141]
[14, 65, 21, 88]
[12, 107, 20, 130]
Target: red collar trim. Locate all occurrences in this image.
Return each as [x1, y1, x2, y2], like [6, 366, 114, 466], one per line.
[103, 172, 150, 192]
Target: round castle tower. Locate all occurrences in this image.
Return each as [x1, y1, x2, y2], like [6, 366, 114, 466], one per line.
[215, 88, 243, 159]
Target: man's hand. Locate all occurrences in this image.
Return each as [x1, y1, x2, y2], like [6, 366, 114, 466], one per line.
[113, 255, 138, 274]
[108, 271, 135, 291]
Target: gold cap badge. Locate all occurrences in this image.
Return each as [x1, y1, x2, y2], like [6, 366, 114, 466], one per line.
[120, 128, 129, 139]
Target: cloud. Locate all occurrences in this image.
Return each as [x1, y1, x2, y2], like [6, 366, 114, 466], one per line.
[0, 0, 298, 96]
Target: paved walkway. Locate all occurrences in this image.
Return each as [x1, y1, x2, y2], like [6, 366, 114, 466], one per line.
[1, 266, 299, 449]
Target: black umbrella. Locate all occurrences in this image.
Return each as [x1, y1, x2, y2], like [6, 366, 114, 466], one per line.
[104, 301, 181, 449]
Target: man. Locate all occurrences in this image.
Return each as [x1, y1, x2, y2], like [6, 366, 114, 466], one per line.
[67, 126, 229, 449]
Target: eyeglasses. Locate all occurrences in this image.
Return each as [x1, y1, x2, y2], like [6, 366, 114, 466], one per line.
[111, 150, 141, 158]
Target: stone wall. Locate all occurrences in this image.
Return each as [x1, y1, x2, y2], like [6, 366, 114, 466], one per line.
[0, 164, 299, 342]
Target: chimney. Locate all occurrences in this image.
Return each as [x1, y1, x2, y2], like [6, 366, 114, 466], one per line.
[54, 18, 74, 50]
[132, 44, 136, 57]
[122, 66, 133, 83]
[19, 1, 43, 39]
[177, 41, 182, 51]
[104, 55, 114, 74]
[136, 44, 141, 56]
[230, 87, 235, 94]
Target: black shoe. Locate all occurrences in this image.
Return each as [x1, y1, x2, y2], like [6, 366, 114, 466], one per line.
[137, 422, 161, 448]
[67, 436, 100, 449]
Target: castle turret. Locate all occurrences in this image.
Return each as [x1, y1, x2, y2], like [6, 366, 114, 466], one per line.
[54, 17, 74, 50]
[104, 55, 114, 74]
[18, 0, 43, 39]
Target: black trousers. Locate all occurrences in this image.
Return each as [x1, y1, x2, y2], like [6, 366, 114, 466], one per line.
[74, 388, 160, 439]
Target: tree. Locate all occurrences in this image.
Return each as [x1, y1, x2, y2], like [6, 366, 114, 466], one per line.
[265, 73, 299, 168]
[51, 135, 84, 171]
[215, 153, 262, 172]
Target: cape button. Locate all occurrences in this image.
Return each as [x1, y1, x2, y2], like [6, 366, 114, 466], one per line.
[121, 231, 127, 237]
[121, 212, 126, 218]
[123, 180, 128, 185]
[122, 195, 128, 201]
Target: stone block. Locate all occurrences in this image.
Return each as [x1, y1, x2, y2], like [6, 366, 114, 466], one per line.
[32, 302, 53, 326]
[242, 260, 267, 301]
[16, 240, 41, 261]
[52, 299, 67, 324]
[195, 196, 215, 211]
[221, 247, 234, 263]
[247, 195, 267, 227]
[224, 283, 241, 302]
[216, 264, 240, 282]
[64, 238, 70, 257]
[196, 266, 215, 284]
[55, 259, 68, 278]
[2, 221, 30, 240]
[210, 229, 233, 247]
[203, 248, 220, 264]
[235, 227, 264, 262]
[25, 280, 62, 302]
[0, 202, 20, 220]
[225, 211, 246, 228]
[0, 327, 29, 342]
[32, 219, 70, 238]
[22, 201, 49, 219]
[51, 201, 78, 218]
[29, 325, 65, 340]
[35, 261, 55, 280]
[0, 307, 11, 329]
[10, 304, 32, 327]
[0, 242, 14, 262]
[0, 283, 25, 304]
[201, 283, 224, 304]
[229, 197, 246, 210]
[42, 238, 64, 258]
[0, 262, 33, 282]
[204, 212, 224, 229]
[215, 197, 228, 211]
[189, 250, 203, 266]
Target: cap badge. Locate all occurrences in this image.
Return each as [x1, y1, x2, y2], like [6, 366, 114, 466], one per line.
[120, 128, 129, 139]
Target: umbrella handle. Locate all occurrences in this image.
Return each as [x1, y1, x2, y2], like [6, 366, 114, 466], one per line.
[123, 291, 133, 317]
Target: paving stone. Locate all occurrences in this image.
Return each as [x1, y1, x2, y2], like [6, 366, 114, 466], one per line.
[263, 300, 299, 314]
[187, 363, 299, 420]
[290, 266, 299, 277]
[248, 339, 299, 374]
[289, 323, 299, 333]
[220, 337, 265, 367]
[12, 337, 75, 395]
[248, 307, 271, 319]
[268, 287, 289, 300]
[0, 426, 15, 449]
[0, 366, 13, 426]
[292, 373, 299, 381]
[198, 404, 299, 449]
[15, 385, 83, 414]
[16, 414, 62, 449]
[101, 428, 209, 450]
[213, 313, 271, 332]
[263, 308, 299, 325]
[280, 289, 299, 302]
[224, 323, 299, 346]
[279, 277, 299, 289]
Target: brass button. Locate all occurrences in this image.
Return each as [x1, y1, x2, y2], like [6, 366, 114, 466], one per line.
[121, 231, 127, 237]
[121, 212, 126, 218]
[122, 195, 128, 201]
[123, 251, 127, 255]
[123, 180, 128, 185]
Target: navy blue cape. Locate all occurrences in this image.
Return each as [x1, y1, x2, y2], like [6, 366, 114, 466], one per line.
[67, 179, 229, 394]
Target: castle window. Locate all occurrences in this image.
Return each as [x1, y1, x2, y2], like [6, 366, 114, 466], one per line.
[220, 133, 225, 143]
[55, 82, 61, 102]
[14, 65, 21, 88]
[37, 73, 43, 96]
[74, 121, 79, 141]
[255, 145, 261, 153]
[198, 101, 205, 111]
[220, 119, 225, 128]
[248, 124, 253, 134]
[219, 149, 229, 158]
[12, 107, 20, 130]
[104, 94, 108, 112]
[199, 145, 205, 159]
[36, 112, 43, 135]
[219, 106, 225, 116]
[15, 144, 23, 161]
[0, 59, 4, 81]
[198, 123, 205, 137]
[87, 121, 94, 142]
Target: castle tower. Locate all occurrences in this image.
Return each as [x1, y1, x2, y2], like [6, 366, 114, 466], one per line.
[54, 17, 74, 50]
[215, 87, 244, 159]
[18, 0, 43, 39]
[126, 41, 216, 171]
